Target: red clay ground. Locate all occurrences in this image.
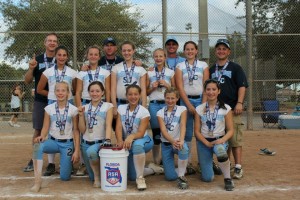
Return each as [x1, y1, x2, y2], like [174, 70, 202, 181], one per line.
[0, 129, 299, 200]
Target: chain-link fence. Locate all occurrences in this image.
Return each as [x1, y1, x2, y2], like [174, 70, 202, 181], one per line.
[0, 0, 299, 130]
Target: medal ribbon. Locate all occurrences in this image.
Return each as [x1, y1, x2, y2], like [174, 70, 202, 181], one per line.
[205, 102, 219, 133]
[167, 56, 179, 71]
[54, 65, 67, 83]
[215, 61, 229, 82]
[87, 101, 103, 129]
[87, 66, 100, 83]
[106, 57, 116, 71]
[125, 105, 140, 135]
[185, 59, 197, 83]
[55, 102, 69, 133]
[123, 62, 135, 84]
[164, 106, 177, 130]
[44, 53, 56, 69]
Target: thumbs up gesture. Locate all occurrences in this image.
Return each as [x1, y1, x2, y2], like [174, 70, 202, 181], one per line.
[29, 53, 37, 70]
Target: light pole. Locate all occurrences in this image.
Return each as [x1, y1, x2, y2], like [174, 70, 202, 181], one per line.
[185, 23, 192, 40]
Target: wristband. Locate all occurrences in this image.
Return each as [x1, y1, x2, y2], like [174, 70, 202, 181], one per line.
[237, 102, 243, 105]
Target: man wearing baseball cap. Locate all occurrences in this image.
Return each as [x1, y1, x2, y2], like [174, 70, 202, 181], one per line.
[99, 37, 124, 71]
[210, 38, 248, 180]
[165, 36, 185, 71]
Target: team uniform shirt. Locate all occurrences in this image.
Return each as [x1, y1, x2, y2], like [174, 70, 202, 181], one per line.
[112, 62, 147, 99]
[118, 104, 150, 138]
[11, 93, 20, 109]
[76, 67, 110, 100]
[99, 56, 124, 72]
[196, 103, 231, 138]
[176, 60, 208, 96]
[156, 106, 186, 143]
[81, 102, 113, 141]
[33, 54, 56, 102]
[43, 65, 77, 101]
[166, 56, 185, 71]
[147, 67, 174, 101]
[209, 61, 248, 109]
[45, 102, 78, 140]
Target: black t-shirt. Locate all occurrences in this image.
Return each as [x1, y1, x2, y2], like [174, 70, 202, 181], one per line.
[98, 56, 124, 71]
[209, 61, 248, 109]
[33, 54, 56, 102]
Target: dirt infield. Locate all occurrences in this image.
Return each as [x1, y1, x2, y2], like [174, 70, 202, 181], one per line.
[0, 129, 300, 200]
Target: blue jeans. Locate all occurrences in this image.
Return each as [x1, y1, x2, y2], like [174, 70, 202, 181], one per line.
[180, 97, 202, 142]
[196, 139, 229, 182]
[80, 141, 102, 181]
[149, 102, 166, 129]
[161, 142, 189, 181]
[128, 135, 153, 181]
[33, 137, 74, 181]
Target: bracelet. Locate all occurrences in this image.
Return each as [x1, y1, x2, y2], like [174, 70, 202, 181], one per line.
[237, 102, 243, 105]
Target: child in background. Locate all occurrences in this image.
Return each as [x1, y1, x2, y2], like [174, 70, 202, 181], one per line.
[9, 85, 25, 127]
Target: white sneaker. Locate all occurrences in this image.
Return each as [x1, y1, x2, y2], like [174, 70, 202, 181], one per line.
[136, 176, 147, 190]
[233, 167, 243, 179]
[148, 162, 164, 175]
[8, 121, 14, 127]
[13, 124, 21, 127]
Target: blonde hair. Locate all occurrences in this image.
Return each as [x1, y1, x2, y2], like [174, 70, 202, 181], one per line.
[164, 87, 179, 98]
[54, 81, 70, 93]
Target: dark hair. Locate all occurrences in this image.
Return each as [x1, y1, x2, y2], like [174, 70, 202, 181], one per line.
[126, 84, 141, 95]
[204, 79, 226, 109]
[164, 87, 179, 98]
[55, 45, 70, 66]
[88, 81, 105, 92]
[121, 41, 136, 50]
[183, 41, 198, 51]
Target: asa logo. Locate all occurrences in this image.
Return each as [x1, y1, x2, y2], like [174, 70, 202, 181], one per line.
[105, 166, 122, 185]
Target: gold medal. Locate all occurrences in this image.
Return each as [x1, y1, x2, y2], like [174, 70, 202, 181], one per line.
[60, 130, 64, 135]
[88, 128, 93, 133]
[208, 131, 214, 136]
[189, 80, 193, 85]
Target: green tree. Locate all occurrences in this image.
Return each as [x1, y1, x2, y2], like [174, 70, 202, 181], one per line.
[236, 0, 300, 82]
[0, 0, 152, 66]
[0, 62, 26, 80]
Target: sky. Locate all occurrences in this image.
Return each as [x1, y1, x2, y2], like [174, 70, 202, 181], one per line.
[0, 0, 246, 69]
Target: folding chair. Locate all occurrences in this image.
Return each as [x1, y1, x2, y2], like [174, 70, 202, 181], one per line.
[261, 100, 281, 128]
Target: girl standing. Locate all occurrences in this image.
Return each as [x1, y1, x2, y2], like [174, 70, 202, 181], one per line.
[115, 84, 154, 191]
[194, 79, 234, 191]
[157, 87, 189, 189]
[75, 45, 111, 106]
[37, 45, 77, 105]
[175, 41, 209, 173]
[111, 41, 147, 118]
[31, 82, 80, 192]
[78, 81, 113, 188]
[9, 85, 25, 127]
[147, 48, 175, 167]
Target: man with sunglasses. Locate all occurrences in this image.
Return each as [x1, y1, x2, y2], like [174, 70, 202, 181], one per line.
[210, 39, 248, 180]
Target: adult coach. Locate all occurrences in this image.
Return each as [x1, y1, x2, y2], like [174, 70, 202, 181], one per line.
[98, 37, 124, 71]
[23, 33, 58, 172]
[165, 36, 185, 71]
[210, 39, 248, 179]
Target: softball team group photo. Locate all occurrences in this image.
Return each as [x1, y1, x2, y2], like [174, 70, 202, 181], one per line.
[22, 33, 248, 193]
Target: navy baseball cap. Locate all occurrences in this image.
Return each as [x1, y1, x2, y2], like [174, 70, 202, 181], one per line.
[165, 36, 179, 45]
[103, 37, 117, 46]
[215, 39, 230, 49]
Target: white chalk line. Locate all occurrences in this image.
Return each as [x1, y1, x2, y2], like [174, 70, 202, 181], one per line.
[0, 176, 300, 198]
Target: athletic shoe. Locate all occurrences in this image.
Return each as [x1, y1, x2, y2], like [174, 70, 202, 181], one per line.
[233, 167, 243, 179]
[213, 161, 222, 175]
[13, 124, 21, 127]
[136, 176, 147, 190]
[177, 176, 189, 189]
[8, 121, 14, 127]
[75, 163, 87, 176]
[43, 163, 55, 176]
[23, 159, 34, 172]
[186, 163, 196, 175]
[224, 178, 234, 191]
[259, 148, 276, 156]
[148, 162, 164, 175]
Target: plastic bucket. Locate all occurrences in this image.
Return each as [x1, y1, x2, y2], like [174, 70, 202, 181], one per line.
[99, 146, 129, 192]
